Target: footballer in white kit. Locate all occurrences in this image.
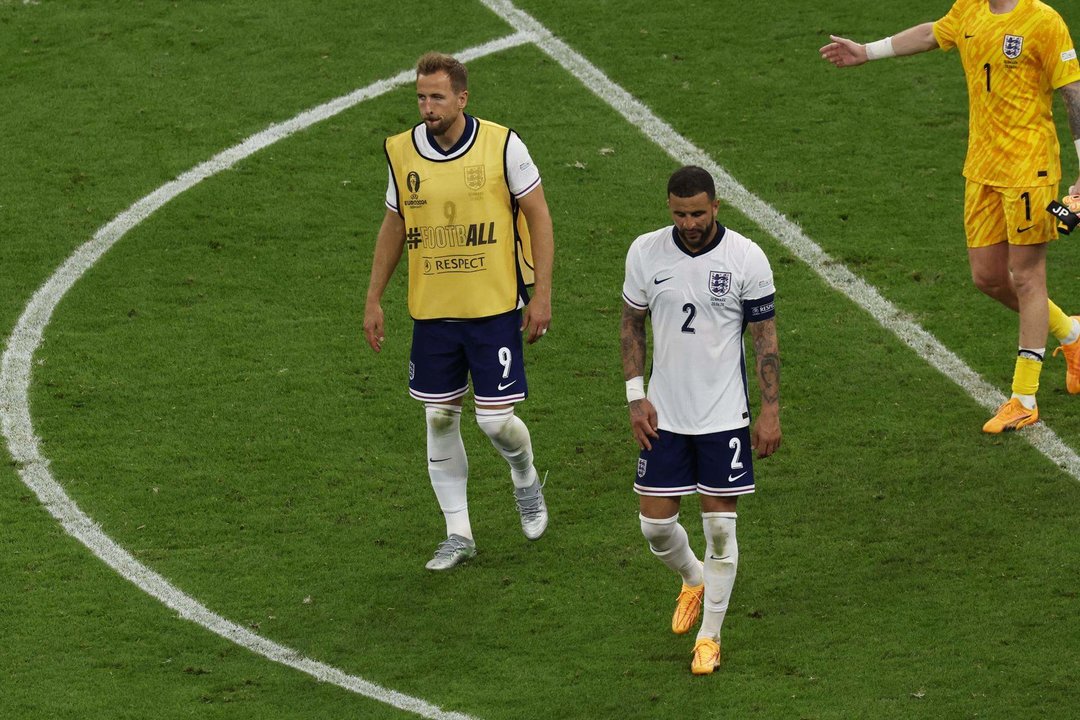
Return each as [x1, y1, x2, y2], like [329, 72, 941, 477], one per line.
[620, 166, 781, 675]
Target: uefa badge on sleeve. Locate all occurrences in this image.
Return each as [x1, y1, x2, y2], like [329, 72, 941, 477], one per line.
[1047, 195, 1080, 235]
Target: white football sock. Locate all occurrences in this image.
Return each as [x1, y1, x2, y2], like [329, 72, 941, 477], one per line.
[639, 514, 704, 586]
[698, 511, 738, 642]
[1063, 319, 1080, 346]
[476, 406, 537, 489]
[425, 403, 471, 540]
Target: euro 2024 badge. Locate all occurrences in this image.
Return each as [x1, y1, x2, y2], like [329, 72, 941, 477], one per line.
[1003, 34, 1023, 60]
[709, 270, 731, 298]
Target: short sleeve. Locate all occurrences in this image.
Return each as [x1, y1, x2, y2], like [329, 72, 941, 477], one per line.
[933, 0, 963, 51]
[384, 164, 398, 212]
[741, 243, 776, 322]
[742, 243, 775, 301]
[622, 241, 649, 310]
[1044, 13, 1080, 89]
[506, 131, 542, 198]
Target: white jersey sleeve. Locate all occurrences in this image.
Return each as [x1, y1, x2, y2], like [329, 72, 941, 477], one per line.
[506, 131, 541, 198]
[621, 237, 649, 310]
[740, 243, 776, 322]
[384, 164, 398, 212]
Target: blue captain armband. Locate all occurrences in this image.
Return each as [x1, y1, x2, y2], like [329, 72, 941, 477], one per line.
[744, 293, 775, 322]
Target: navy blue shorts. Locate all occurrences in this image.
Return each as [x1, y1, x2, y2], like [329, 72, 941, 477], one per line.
[635, 427, 755, 497]
[409, 310, 528, 405]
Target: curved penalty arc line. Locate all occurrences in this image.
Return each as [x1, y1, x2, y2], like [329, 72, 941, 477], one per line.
[0, 31, 536, 720]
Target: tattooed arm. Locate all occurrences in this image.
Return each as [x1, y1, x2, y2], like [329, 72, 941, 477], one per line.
[620, 302, 659, 450]
[1062, 81, 1080, 195]
[749, 316, 781, 458]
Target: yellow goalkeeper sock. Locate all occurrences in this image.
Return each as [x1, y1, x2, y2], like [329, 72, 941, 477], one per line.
[1048, 300, 1073, 342]
[1011, 352, 1044, 401]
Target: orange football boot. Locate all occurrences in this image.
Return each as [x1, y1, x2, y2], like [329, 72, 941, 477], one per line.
[691, 637, 721, 675]
[982, 398, 1039, 434]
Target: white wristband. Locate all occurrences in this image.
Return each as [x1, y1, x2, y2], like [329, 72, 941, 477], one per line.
[1074, 138, 1080, 166]
[626, 376, 646, 403]
[865, 36, 896, 61]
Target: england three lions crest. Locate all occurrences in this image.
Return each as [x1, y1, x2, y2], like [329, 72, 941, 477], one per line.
[464, 165, 486, 190]
[1003, 34, 1023, 59]
[709, 270, 732, 298]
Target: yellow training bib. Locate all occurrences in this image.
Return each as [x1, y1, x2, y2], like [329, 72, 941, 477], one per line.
[386, 118, 533, 320]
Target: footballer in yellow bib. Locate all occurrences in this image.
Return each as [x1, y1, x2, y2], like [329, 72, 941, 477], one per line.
[363, 52, 555, 569]
[385, 118, 533, 320]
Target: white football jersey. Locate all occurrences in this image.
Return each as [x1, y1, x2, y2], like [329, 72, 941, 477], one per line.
[622, 223, 775, 435]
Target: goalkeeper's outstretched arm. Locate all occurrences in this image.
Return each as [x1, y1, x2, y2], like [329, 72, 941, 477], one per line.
[819, 22, 939, 69]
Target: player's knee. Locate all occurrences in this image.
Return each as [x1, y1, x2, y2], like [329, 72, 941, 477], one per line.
[970, 267, 1008, 297]
[640, 513, 680, 547]
[476, 407, 526, 447]
[425, 403, 461, 435]
[702, 511, 738, 555]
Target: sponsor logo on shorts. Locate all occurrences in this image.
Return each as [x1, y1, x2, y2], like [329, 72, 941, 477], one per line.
[727, 471, 748, 483]
[497, 380, 517, 391]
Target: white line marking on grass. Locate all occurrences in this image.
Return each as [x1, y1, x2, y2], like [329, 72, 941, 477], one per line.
[0, 32, 535, 720]
[481, 0, 1080, 480]
[2, 4, 1077, 718]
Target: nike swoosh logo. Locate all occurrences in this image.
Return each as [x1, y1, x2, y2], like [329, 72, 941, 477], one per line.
[429, 457, 451, 463]
[1016, 225, 1034, 233]
[727, 472, 748, 483]
[653, 276, 674, 284]
[497, 380, 517, 391]
[708, 555, 732, 561]
[964, 33, 975, 39]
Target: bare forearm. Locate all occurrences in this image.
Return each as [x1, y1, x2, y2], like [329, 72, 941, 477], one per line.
[620, 304, 648, 380]
[519, 186, 554, 300]
[750, 318, 780, 407]
[366, 211, 406, 303]
[891, 22, 939, 56]
[1063, 82, 1080, 153]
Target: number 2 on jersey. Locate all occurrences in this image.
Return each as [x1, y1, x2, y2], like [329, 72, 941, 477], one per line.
[681, 303, 697, 334]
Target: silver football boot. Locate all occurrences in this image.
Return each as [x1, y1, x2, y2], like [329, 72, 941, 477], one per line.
[425, 534, 477, 571]
[513, 474, 548, 540]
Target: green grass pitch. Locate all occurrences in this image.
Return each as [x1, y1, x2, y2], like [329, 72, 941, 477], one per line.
[2, 1, 1078, 718]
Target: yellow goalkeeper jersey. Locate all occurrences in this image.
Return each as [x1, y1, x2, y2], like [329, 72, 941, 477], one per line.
[934, 0, 1080, 187]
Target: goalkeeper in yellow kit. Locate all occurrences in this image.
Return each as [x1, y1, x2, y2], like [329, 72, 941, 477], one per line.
[821, 0, 1080, 432]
